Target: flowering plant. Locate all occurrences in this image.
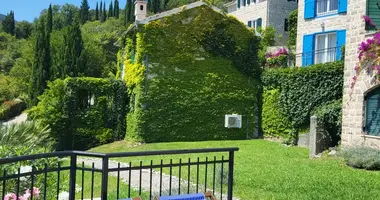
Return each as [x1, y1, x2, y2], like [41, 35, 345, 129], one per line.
[265, 48, 291, 68]
[265, 48, 289, 58]
[363, 15, 377, 30]
[351, 32, 380, 88]
[4, 187, 39, 200]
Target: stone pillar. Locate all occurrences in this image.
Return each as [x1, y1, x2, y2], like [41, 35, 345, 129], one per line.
[309, 115, 332, 157]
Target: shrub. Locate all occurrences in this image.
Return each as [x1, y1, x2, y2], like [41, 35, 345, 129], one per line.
[262, 88, 292, 137]
[341, 147, 380, 170]
[262, 61, 344, 144]
[28, 77, 128, 150]
[287, 9, 298, 46]
[0, 99, 26, 121]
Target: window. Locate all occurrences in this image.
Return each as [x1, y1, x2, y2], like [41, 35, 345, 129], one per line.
[365, 87, 380, 136]
[140, 5, 144, 11]
[316, 0, 338, 16]
[314, 33, 336, 64]
[247, 18, 262, 29]
[284, 19, 289, 32]
[366, 0, 380, 30]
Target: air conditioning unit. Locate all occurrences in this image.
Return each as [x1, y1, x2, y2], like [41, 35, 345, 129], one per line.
[225, 114, 242, 128]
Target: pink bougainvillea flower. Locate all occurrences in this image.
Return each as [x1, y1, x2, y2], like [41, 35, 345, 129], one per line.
[4, 193, 17, 200]
[354, 65, 359, 71]
[352, 76, 357, 81]
[363, 15, 376, 26]
[32, 187, 40, 198]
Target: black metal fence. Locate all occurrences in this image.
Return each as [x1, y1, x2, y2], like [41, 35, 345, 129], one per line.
[297, 46, 340, 66]
[0, 148, 238, 200]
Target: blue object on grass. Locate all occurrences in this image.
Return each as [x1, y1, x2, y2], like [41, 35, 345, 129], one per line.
[159, 193, 206, 200]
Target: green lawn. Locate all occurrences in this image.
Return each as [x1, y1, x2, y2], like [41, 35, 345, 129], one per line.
[91, 140, 380, 200]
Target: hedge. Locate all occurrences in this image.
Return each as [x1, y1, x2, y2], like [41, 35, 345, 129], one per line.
[121, 5, 261, 142]
[0, 100, 26, 121]
[29, 77, 128, 150]
[262, 88, 292, 137]
[262, 61, 344, 143]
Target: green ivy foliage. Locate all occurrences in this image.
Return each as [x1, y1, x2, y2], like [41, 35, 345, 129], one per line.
[262, 61, 344, 128]
[262, 89, 292, 137]
[122, 5, 261, 142]
[287, 9, 297, 47]
[29, 77, 128, 150]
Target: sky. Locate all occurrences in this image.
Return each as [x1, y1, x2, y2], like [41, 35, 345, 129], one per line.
[0, 0, 127, 22]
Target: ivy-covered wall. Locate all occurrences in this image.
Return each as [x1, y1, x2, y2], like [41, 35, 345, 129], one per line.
[122, 5, 261, 142]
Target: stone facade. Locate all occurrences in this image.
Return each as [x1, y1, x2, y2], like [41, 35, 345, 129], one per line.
[226, 0, 297, 45]
[341, 0, 380, 148]
[295, 0, 347, 66]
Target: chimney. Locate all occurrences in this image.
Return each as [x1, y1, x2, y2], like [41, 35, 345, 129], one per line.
[135, 0, 148, 21]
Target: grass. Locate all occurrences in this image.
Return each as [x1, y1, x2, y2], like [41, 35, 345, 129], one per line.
[90, 140, 380, 200]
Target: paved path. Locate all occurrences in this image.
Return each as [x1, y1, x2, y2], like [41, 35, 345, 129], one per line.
[1, 113, 28, 126]
[78, 158, 239, 200]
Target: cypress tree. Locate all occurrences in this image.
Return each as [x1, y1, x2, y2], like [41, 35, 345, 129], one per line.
[164, 0, 169, 10]
[47, 4, 53, 33]
[1, 11, 15, 36]
[95, 2, 99, 20]
[100, 1, 103, 22]
[148, 0, 152, 13]
[103, 2, 107, 22]
[61, 16, 86, 78]
[114, 0, 120, 18]
[126, 0, 133, 23]
[152, 0, 161, 14]
[109, 1, 114, 17]
[80, 0, 90, 24]
[30, 18, 51, 105]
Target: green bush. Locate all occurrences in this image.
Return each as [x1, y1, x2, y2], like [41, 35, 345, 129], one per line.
[341, 147, 380, 170]
[262, 88, 292, 137]
[287, 9, 298, 47]
[121, 5, 261, 142]
[313, 100, 342, 145]
[28, 77, 128, 150]
[265, 55, 288, 68]
[0, 99, 26, 121]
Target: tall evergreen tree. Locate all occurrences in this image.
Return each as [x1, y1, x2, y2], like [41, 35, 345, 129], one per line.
[163, 0, 169, 10]
[148, 0, 152, 13]
[80, 0, 90, 24]
[114, 0, 120, 18]
[109, 1, 114, 17]
[100, 1, 104, 22]
[61, 16, 86, 78]
[126, 0, 133, 23]
[103, 2, 107, 22]
[30, 18, 51, 105]
[47, 4, 53, 33]
[152, 0, 161, 14]
[1, 11, 15, 36]
[95, 2, 99, 20]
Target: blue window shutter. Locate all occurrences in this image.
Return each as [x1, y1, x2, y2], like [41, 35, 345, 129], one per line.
[304, 0, 315, 19]
[238, 0, 240, 8]
[257, 18, 262, 28]
[302, 34, 314, 66]
[336, 30, 346, 61]
[248, 21, 252, 27]
[338, 0, 347, 13]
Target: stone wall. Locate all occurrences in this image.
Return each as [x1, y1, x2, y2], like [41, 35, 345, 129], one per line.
[295, 1, 347, 66]
[229, 0, 268, 29]
[341, 0, 380, 148]
[267, 0, 297, 45]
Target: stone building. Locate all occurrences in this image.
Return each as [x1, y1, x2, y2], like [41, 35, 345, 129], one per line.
[225, 0, 298, 45]
[295, 0, 348, 66]
[342, 0, 380, 148]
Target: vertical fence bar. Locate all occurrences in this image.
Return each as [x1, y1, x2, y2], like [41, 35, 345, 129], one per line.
[44, 164, 48, 200]
[149, 160, 153, 200]
[213, 156, 216, 195]
[91, 163, 95, 200]
[128, 162, 131, 198]
[16, 168, 20, 199]
[57, 163, 61, 200]
[220, 156, 224, 200]
[2, 169, 6, 200]
[196, 158, 199, 193]
[227, 151, 235, 200]
[117, 163, 120, 200]
[205, 157, 208, 192]
[69, 154, 77, 200]
[101, 156, 109, 200]
[30, 167, 35, 200]
[159, 160, 163, 196]
[169, 159, 172, 195]
[139, 161, 142, 196]
[81, 162, 85, 200]
[178, 159, 182, 195]
[187, 158, 190, 194]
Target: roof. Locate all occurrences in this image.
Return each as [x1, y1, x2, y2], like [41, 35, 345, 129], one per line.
[135, 1, 222, 25]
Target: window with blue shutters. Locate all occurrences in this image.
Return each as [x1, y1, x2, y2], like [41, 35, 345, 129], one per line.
[304, 0, 316, 19]
[305, 0, 346, 19]
[336, 30, 346, 61]
[257, 18, 262, 28]
[365, 87, 380, 136]
[302, 34, 314, 66]
[338, 0, 347, 13]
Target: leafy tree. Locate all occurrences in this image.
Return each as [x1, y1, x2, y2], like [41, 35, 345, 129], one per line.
[2, 11, 15, 36]
[0, 32, 25, 73]
[61, 17, 87, 77]
[95, 2, 99, 20]
[80, 0, 90, 24]
[109, 1, 114, 17]
[114, 0, 120, 18]
[47, 4, 53, 33]
[30, 18, 51, 105]
[287, 9, 298, 47]
[15, 20, 33, 39]
[152, 0, 161, 14]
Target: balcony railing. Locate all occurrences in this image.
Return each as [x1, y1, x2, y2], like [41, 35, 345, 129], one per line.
[297, 46, 341, 66]
[0, 148, 238, 200]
